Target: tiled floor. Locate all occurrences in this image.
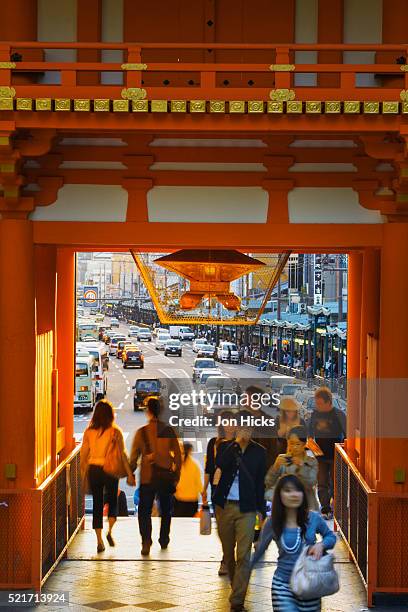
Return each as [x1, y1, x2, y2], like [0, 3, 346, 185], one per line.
[26, 517, 372, 611]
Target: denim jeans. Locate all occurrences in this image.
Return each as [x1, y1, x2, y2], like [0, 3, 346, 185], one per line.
[138, 483, 173, 545]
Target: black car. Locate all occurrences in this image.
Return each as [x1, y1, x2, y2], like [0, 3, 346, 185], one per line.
[164, 339, 182, 357]
[123, 347, 144, 369]
[133, 378, 161, 411]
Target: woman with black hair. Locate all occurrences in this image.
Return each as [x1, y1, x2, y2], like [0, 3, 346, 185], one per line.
[80, 400, 135, 552]
[270, 474, 336, 611]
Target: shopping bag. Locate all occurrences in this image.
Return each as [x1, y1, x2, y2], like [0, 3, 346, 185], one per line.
[290, 546, 340, 600]
[200, 505, 212, 535]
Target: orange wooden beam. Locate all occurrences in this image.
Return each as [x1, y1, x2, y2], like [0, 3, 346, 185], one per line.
[32, 221, 383, 250]
[11, 114, 403, 133]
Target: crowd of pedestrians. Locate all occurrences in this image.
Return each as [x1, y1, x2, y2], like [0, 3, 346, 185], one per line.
[80, 385, 345, 611]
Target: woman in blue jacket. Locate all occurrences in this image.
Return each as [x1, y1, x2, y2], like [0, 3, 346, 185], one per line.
[270, 474, 336, 611]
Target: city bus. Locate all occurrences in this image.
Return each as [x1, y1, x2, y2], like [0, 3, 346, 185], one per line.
[76, 320, 99, 341]
[74, 354, 96, 412]
[76, 342, 109, 400]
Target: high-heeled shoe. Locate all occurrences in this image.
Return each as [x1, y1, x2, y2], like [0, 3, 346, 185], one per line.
[97, 542, 105, 553]
[106, 532, 115, 547]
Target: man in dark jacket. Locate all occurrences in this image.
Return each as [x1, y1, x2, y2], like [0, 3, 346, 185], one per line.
[213, 411, 266, 612]
[308, 386, 346, 518]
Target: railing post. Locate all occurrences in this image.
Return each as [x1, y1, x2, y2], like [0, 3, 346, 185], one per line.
[126, 46, 143, 87]
[340, 72, 356, 97]
[0, 44, 12, 87]
[274, 46, 291, 89]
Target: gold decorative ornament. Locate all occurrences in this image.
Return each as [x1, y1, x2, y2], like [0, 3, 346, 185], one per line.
[16, 98, 33, 111]
[229, 101, 245, 113]
[287, 101, 303, 113]
[54, 99, 71, 111]
[1, 163, 15, 173]
[171, 100, 187, 113]
[325, 101, 341, 113]
[400, 65, 408, 71]
[4, 186, 19, 198]
[132, 99, 149, 112]
[344, 101, 360, 114]
[210, 100, 225, 113]
[0, 99, 13, 110]
[74, 99, 90, 111]
[267, 101, 284, 113]
[94, 99, 110, 112]
[248, 101, 264, 113]
[269, 64, 295, 72]
[269, 89, 295, 102]
[113, 99, 129, 112]
[190, 100, 206, 113]
[0, 86, 16, 98]
[400, 90, 408, 101]
[382, 101, 399, 114]
[306, 101, 322, 114]
[0, 62, 16, 69]
[151, 100, 168, 112]
[121, 87, 147, 100]
[402, 102, 408, 114]
[363, 101, 380, 114]
[121, 63, 148, 71]
[36, 98, 52, 111]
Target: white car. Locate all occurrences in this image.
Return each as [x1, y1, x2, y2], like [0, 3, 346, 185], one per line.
[193, 338, 208, 353]
[192, 357, 217, 382]
[154, 327, 168, 338]
[109, 334, 126, 355]
[137, 328, 152, 341]
[216, 342, 239, 363]
[128, 325, 140, 337]
[179, 327, 195, 341]
[156, 332, 171, 350]
[198, 368, 223, 385]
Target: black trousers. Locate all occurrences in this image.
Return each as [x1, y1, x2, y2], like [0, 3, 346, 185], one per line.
[88, 464, 119, 529]
[138, 483, 173, 545]
[173, 499, 198, 517]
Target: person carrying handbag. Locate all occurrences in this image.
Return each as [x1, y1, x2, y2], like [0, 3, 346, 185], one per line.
[269, 474, 337, 611]
[129, 397, 182, 556]
[80, 400, 135, 553]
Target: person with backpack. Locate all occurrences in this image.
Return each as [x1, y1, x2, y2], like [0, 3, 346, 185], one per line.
[129, 398, 182, 555]
[307, 387, 346, 519]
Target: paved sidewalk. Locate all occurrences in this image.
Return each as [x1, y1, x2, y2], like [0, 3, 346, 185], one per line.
[24, 517, 370, 611]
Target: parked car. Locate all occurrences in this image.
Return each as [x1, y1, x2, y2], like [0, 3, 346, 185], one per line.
[193, 338, 208, 353]
[122, 346, 144, 369]
[133, 378, 162, 411]
[164, 339, 182, 357]
[216, 341, 239, 363]
[192, 357, 217, 382]
[137, 328, 152, 342]
[156, 331, 171, 350]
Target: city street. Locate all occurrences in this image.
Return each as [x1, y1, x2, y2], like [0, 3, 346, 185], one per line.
[75, 319, 272, 510]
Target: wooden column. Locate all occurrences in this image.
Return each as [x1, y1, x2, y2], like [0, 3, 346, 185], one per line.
[346, 251, 363, 463]
[77, 0, 102, 86]
[358, 248, 380, 477]
[0, 217, 36, 488]
[317, 0, 343, 87]
[376, 223, 408, 493]
[56, 249, 76, 459]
